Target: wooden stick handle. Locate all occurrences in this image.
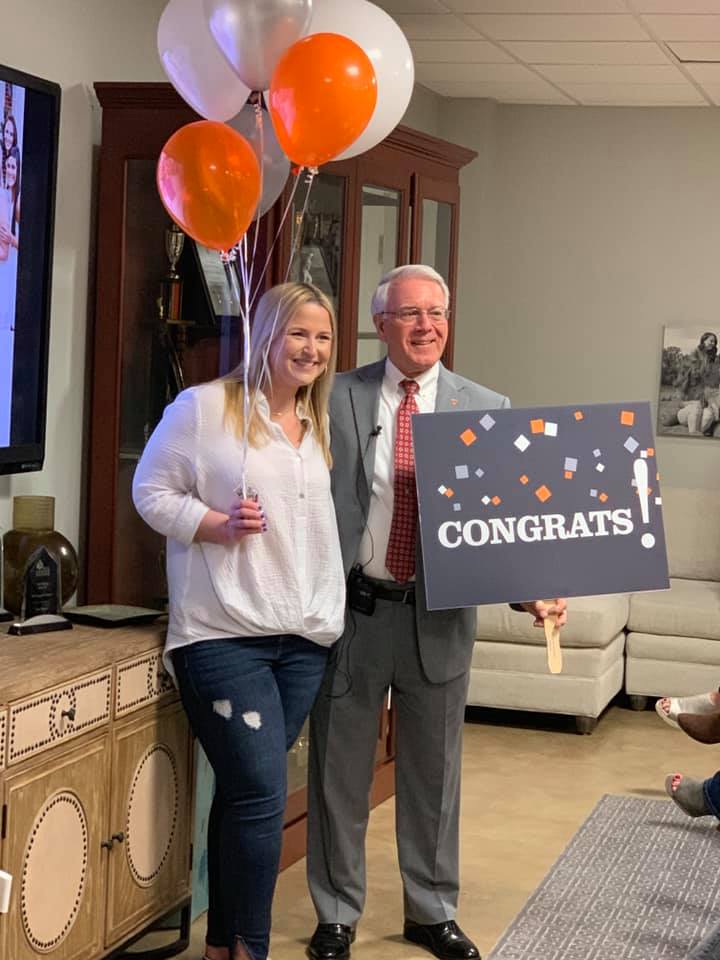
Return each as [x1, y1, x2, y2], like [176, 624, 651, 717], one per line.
[543, 601, 562, 675]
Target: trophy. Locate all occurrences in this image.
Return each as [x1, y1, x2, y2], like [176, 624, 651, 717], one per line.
[160, 222, 185, 325]
[157, 223, 192, 402]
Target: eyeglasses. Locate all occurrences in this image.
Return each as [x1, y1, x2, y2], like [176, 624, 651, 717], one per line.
[381, 307, 449, 323]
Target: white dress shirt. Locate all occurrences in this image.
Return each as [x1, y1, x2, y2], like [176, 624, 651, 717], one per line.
[132, 381, 346, 674]
[357, 359, 440, 581]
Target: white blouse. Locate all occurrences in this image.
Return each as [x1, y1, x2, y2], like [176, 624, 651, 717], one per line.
[132, 381, 346, 672]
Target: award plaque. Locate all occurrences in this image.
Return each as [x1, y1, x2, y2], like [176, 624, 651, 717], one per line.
[22, 546, 61, 619]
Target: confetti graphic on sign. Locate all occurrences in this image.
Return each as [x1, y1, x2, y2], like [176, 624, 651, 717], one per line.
[447, 404, 661, 549]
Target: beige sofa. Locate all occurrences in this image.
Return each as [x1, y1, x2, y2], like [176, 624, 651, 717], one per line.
[625, 486, 720, 707]
[467, 486, 719, 733]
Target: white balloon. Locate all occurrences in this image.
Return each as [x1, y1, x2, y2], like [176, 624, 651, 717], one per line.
[158, 0, 251, 122]
[307, 0, 414, 159]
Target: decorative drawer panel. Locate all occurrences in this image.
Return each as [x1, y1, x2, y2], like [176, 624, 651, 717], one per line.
[115, 651, 176, 717]
[8, 670, 112, 765]
[0, 708, 6, 769]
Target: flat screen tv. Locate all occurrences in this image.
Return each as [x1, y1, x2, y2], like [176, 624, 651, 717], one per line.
[0, 63, 60, 475]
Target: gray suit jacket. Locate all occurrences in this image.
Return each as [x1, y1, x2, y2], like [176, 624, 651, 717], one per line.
[329, 360, 510, 684]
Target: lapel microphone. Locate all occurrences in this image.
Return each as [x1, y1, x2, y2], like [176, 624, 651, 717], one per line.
[369, 425, 382, 437]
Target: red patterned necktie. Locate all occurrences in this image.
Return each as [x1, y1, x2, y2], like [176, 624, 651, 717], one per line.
[385, 379, 420, 583]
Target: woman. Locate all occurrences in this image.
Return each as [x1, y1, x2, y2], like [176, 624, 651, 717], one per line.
[133, 282, 345, 960]
[1, 115, 17, 188]
[674, 332, 720, 435]
[0, 147, 20, 260]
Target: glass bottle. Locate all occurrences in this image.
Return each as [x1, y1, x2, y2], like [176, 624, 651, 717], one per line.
[2, 496, 79, 617]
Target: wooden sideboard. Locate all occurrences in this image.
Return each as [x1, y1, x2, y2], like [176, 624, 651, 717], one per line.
[0, 623, 193, 960]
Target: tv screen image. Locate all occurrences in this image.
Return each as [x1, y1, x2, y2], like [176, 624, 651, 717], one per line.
[0, 64, 60, 474]
[0, 82, 25, 446]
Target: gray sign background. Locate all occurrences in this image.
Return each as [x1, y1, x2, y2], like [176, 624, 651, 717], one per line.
[412, 402, 669, 609]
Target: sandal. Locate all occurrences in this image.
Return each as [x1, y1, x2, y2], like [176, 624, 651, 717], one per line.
[665, 773, 711, 818]
[655, 691, 719, 730]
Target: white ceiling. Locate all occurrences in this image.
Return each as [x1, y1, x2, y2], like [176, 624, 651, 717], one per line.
[374, 0, 720, 105]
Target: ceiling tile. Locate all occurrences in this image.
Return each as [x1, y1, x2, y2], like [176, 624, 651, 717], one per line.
[642, 15, 720, 40]
[635, 1, 720, 11]
[465, 14, 652, 41]
[373, 0, 451, 12]
[693, 81, 720, 103]
[425, 79, 574, 101]
[417, 62, 539, 82]
[444, 0, 627, 10]
[558, 81, 707, 103]
[666, 41, 720, 60]
[410, 39, 514, 61]
[393, 13, 477, 39]
[536, 64, 685, 82]
[684, 61, 720, 80]
[503, 41, 671, 63]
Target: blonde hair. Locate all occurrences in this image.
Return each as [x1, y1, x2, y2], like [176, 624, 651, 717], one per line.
[222, 282, 337, 465]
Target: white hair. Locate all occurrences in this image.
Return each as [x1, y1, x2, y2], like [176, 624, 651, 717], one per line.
[371, 264, 450, 317]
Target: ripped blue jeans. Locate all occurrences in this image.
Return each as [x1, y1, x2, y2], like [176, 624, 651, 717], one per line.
[173, 635, 329, 960]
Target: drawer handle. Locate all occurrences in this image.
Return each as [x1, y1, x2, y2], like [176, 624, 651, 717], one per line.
[101, 832, 125, 850]
[61, 707, 76, 722]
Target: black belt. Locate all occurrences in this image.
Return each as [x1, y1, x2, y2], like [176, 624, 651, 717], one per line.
[366, 576, 416, 605]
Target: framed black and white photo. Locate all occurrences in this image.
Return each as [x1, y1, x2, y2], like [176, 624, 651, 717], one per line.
[658, 327, 720, 439]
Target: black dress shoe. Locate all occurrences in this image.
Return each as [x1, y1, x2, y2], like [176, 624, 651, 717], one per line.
[404, 920, 480, 960]
[307, 923, 356, 960]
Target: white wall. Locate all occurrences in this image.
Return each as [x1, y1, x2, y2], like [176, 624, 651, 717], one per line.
[0, 0, 168, 546]
[441, 101, 720, 490]
[402, 83, 442, 139]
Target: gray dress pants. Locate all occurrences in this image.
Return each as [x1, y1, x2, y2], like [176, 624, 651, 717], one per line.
[306, 597, 470, 926]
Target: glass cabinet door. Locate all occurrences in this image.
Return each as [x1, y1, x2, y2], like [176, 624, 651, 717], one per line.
[356, 184, 402, 367]
[287, 171, 346, 311]
[421, 198, 453, 282]
[411, 175, 460, 364]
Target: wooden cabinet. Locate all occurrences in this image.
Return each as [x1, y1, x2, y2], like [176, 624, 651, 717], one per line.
[105, 702, 191, 947]
[86, 82, 475, 607]
[2, 737, 109, 960]
[0, 624, 192, 960]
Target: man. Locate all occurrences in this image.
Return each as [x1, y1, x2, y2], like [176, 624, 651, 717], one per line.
[307, 265, 567, 960]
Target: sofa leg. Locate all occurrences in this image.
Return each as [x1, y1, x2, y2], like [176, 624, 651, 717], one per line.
[575, 716, 597, 735]
[628, 695, 649, 711]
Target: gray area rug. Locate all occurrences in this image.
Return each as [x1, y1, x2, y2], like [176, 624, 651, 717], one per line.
[488, 794, 720, 960]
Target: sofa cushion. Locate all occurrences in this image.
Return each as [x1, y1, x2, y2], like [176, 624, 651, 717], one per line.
[475, 593, 629, 648]
[626, 632, 720, 666]
[627, 578, 720, 641]
[663, 487, 720, 581]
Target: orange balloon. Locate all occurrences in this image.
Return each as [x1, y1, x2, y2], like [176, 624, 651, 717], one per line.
[157, 121, 261, 251]
[269, 33, 377, 168]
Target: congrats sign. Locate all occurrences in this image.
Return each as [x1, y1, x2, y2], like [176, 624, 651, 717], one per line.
[412, 402, 669, 609]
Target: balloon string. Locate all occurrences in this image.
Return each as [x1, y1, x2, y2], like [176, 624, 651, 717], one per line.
[237, 236, 253, 500]
[284, 166, 317, 283]
[250, 167, 303, 309]
[220, 245, 252, 500]
[247, 96, 265, 297]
